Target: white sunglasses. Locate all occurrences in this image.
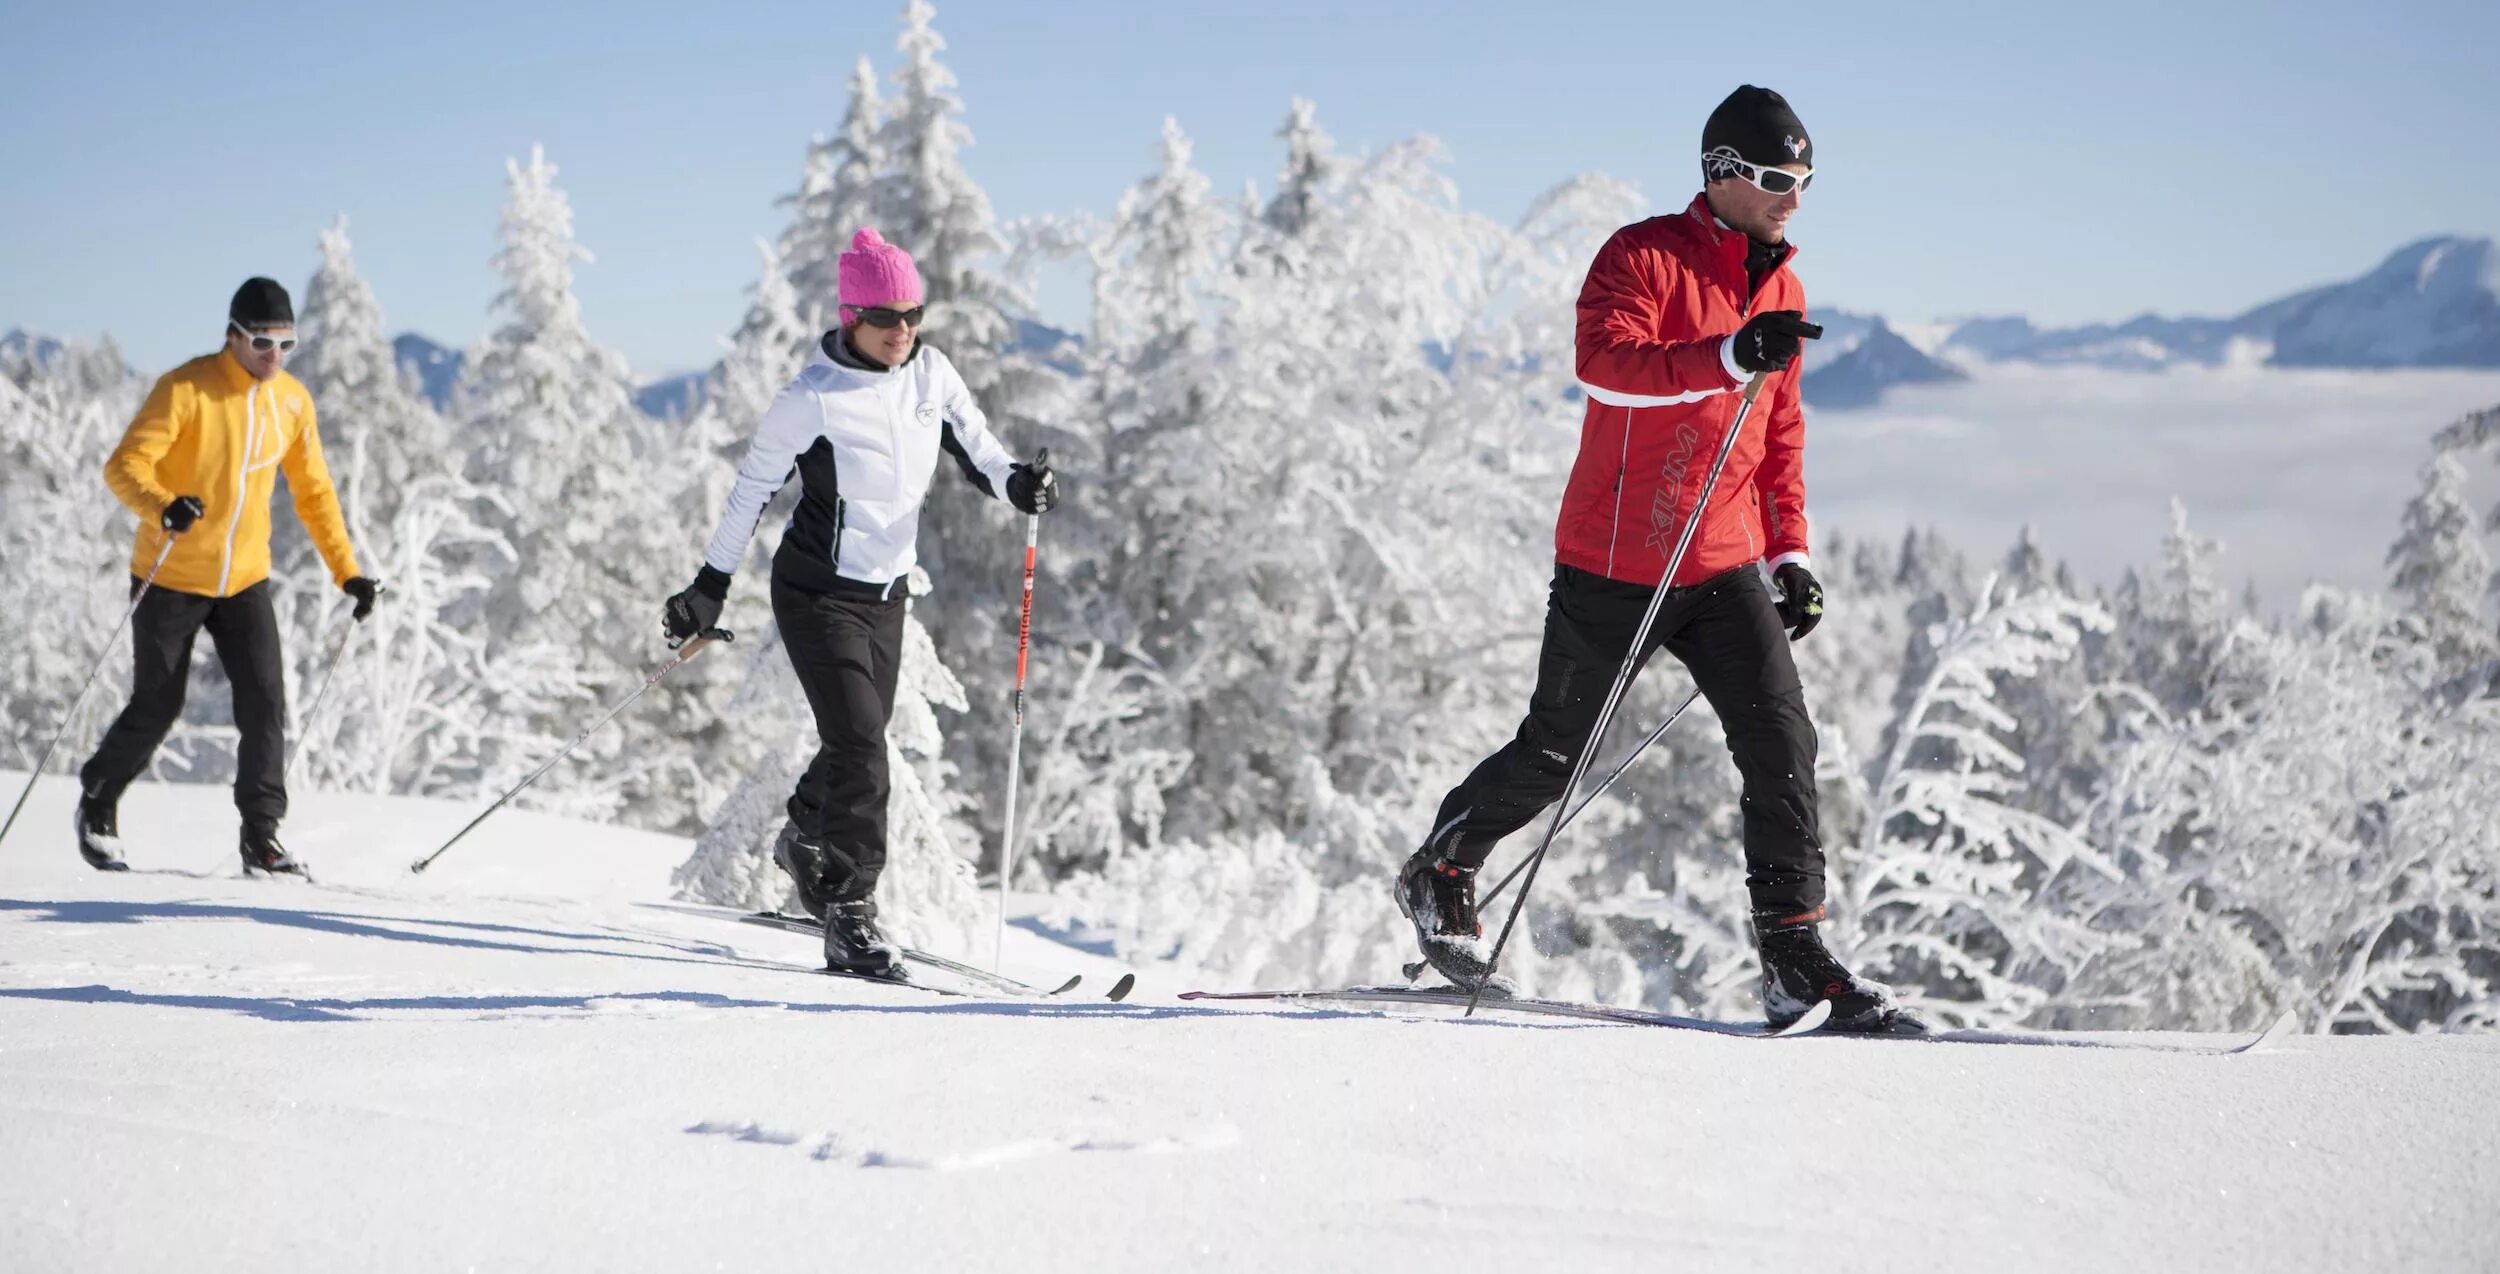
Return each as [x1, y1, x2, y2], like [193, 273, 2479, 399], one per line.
[228, 320, 298, 354]
[1703, 146, 1814, 196]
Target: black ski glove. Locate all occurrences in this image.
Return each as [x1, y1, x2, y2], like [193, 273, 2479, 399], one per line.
[1729, 311, 1823, 375]
[1773, 562, 1824, 642]
[161, 495, 205, 533]
[1006, 458, 1058, 515]
[662, 565, 732, 646]
[342, 576, 384, 622]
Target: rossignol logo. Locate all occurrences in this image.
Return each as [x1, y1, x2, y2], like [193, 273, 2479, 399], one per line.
[1645, 421, 1704, 553]
[1784, 135, 1806, 159]
[916, 402, 940, 428]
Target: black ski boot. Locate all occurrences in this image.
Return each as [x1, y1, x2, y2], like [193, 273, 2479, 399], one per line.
[1756, 914, 1924, 1035]
[772, 823, 830, 921]
[239, 825, 310, 879]
[1396, 848, 1504, 992]
[74, 788, 130, 872]
[822, 900, 906, 981]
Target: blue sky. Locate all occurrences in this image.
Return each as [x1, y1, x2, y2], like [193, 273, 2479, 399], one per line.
[5, 0, 2494, 376]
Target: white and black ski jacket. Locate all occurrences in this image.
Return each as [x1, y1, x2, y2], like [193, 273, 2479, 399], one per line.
[702, 333, 1018, 597]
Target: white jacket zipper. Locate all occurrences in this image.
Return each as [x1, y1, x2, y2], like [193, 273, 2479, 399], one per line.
[216, 381, 264, 596]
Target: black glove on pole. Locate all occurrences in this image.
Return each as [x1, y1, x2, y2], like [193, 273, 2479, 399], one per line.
[1730, 311, 1824, 375]
[1007, 455, 1058, 515]
[161, 496, 205, 532]
[342, 576, 384, 622]
[662, 566, 732, 647]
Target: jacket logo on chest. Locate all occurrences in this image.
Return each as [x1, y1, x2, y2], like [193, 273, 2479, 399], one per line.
[916, 402, 940, 428]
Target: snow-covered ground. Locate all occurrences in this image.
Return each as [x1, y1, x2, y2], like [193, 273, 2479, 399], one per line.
[3, 774, 2495, 1272]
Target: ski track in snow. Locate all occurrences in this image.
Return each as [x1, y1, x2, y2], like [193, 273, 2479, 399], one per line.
[4, 775, 2498, 1273]
[686, 1117, 1243, 1171]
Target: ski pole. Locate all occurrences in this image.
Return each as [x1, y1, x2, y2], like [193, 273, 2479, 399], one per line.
[409, 628, 733, 874]
[284, 605, 359, 784]
[1466, 610, 1811, 918]
[0, 534, 179, 848]
[993, 448, 1046, 973]
[1469, 363, 1803, 1015]
[1483, 688, 1703, 908]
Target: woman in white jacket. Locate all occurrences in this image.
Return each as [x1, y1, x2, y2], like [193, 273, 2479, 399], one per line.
[663, 227, 1056, 980]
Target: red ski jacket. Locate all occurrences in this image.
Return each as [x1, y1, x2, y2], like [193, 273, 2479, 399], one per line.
[1558, 192, 1810, 587]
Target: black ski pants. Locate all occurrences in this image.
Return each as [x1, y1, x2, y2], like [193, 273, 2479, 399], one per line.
[772, 573, 907, 902]
[1425, 563, 1824, 919]
[80, 577, 288, 831]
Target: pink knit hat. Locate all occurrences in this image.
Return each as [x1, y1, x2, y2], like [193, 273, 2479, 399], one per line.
[837, 227, 924, 321]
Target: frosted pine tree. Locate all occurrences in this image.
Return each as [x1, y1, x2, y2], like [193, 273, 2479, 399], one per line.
[0, 353, 142, 766]
[292, 217, 448, 520]
[873, 0, 1022, 368]
[779, 56, 886, 328]
[2386, 449, 2496, 679]
[2081, 587, 2500, 1033]
[1826, 576, 2121, 1028]
[456, 145, 715, 827]
[699, 238, 816, 463]
[1260, 98, 1337, 239]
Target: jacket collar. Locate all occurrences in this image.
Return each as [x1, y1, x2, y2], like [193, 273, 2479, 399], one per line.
[818, 328, 923, 374]
[215, 347, 261, 392]
[1683, 190, 1801, 277]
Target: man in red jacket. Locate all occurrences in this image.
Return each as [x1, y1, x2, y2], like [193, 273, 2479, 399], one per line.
[1398, 86, 1915, 1034]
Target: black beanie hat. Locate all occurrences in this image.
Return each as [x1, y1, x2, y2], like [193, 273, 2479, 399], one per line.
[229, 276, 294, 329]
[1702, 85, 1812, 180]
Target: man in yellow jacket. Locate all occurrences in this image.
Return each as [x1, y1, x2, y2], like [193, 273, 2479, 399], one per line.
[74, 278, 382, 876]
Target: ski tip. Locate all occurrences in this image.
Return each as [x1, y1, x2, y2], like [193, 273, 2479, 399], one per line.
[1772, 999, 1835, 1036]
[1107, 973, 1137, 1002]
[1048, 974, 1083, 996]
[1400, 960, 1428, 982]
[2234, 1009, 2303, 1054]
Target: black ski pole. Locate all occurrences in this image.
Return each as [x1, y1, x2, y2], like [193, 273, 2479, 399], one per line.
[1483, 688, 1702, 908]
[409, 629, 733, 874]
[1470, 610, 1811, 916]
[1468, 362, 1800, 1015]
[284, 605, 360, 784]
[0, 534, 179, 848]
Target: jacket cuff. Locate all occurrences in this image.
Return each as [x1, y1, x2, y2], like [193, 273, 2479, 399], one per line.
[1767, 551, 1812, 574]
[1719, 333, 1749, 386]
[693, 564, 734, 601]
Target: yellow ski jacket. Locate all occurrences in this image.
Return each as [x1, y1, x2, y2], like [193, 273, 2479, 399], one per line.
[103, 349, 360, 597]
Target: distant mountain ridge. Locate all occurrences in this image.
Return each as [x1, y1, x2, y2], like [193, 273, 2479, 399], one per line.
[1805, 233, 2497, 406]
[17, 236, 2491, 415]
[1802, 317, 1967, 409]
[1936, 235, 2498, 372]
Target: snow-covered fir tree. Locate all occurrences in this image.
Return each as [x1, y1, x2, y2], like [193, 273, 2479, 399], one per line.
[2387, 449, 2496, 678]
[454, 145, 719, 828]
[779, 56, 887, 329]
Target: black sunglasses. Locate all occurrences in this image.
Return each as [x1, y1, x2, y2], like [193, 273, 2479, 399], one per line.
[229, 320, 297, 353]
[853, 305, 925, 330]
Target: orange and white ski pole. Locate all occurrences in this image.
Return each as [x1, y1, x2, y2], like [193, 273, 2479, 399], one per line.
[993, 448, 1047, 973]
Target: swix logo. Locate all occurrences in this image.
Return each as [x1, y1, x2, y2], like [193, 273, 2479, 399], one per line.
[1644, 422, 1703, 553]
[1784, 135, 1806, 159]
